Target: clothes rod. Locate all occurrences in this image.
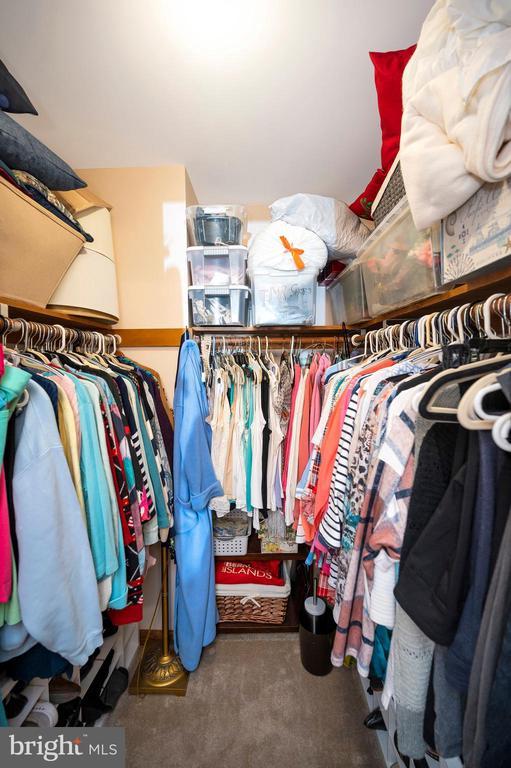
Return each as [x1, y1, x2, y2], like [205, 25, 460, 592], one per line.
[0, 315, 122, 352]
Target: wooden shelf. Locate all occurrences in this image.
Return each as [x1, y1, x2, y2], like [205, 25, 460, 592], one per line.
[116, 328, 184, 347]
[350, 263, 511, 330]
[0, 296, 117, 331]
[192, 325, 347, 336]
[215, 530, 308, 562]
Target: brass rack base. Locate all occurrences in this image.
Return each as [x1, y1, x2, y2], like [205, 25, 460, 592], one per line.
[129, 641, 189, 696]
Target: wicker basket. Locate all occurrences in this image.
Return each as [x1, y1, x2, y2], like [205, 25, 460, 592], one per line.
[213, 509, 252, 556]
[216, 594, 289, 624]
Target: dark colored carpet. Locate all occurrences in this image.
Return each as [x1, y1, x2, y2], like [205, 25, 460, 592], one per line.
[112, 634, 384, 768]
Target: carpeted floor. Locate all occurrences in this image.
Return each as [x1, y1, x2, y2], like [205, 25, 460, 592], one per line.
[112, 634, 384, 768]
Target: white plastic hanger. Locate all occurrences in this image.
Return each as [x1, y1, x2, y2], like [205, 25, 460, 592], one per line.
[492, 411, 511, 452]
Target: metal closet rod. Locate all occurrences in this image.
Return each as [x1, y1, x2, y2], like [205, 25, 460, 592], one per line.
[0, 315, 123, 353]
[192, 334, 349, 351]
[191, 324, 352, 348]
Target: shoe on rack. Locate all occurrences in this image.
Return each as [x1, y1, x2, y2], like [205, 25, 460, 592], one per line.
[49, 676, 81, 705]
[363, 707, 387, 731]
[4, 692, 28, 720]
[56, 696, 83, 727]
[100, 667, 129, 711]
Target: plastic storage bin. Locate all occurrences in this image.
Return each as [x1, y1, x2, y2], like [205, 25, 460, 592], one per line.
[187, 246, 247, 286]
[213, 510, 252, 556]
[326, 260, 368, 325]
[359, 197, 440, 316]
[249, 267, 318, 325]
[187, 205, 247, 247]
[188, 284, 250, 326]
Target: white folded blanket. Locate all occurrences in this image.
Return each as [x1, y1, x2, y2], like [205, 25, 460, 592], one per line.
[400, 0, 511, 230]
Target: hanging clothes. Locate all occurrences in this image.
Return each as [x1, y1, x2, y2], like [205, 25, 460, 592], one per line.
[0, 327, 175, 676]
[173, 339, 223, 672]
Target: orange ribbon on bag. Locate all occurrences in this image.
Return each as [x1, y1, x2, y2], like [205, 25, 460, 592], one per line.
[280, 235, 305, 270]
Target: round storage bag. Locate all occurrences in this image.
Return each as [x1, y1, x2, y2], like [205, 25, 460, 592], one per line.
[248, 221, 327, 272]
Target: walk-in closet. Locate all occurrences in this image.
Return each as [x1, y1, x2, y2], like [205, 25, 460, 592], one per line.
[1, 2, 511, 767]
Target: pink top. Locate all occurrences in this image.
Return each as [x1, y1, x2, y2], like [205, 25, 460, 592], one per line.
[281, 363, 301, 510]
[0, 469, 10, 603]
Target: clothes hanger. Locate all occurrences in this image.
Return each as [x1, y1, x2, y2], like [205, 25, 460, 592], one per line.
[418, 353, 511, 422]
[456, 295, 511, 429]
[492, 410, 511, 452]
[457, 373, 502, 430]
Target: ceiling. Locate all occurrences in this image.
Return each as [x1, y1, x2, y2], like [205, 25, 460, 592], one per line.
[0, 0, 432, 205]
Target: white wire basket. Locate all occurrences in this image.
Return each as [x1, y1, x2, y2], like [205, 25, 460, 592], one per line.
[213, 509, 252, 556]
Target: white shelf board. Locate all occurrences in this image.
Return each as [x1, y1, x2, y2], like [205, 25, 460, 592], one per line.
[80, 659, 104, 698]
[97, 632, 121, 661]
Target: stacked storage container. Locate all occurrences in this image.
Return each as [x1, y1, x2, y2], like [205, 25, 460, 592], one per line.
[248, 221, 328, 325]
[186, 205, 251, 325]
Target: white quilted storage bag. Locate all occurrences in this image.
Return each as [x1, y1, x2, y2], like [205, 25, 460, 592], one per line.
[248, 221, 327, 326]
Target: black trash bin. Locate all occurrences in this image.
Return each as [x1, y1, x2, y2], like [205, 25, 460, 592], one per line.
[299, 581, 336, 676]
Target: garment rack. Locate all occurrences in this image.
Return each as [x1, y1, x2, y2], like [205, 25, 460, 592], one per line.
[351, 292, 511, 352]
[0, 315, 122, 351]
[191, 324, 352, 351]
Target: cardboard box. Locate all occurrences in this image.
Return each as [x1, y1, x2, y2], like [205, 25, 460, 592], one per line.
[55, 188, 113, 216]
[0, 176, 85, 307]
[442, 178, 511, 284]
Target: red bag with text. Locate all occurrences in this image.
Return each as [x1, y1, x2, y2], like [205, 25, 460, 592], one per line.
[215, 560, 285, 586]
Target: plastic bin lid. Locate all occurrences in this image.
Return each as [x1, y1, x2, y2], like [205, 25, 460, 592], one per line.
[187, 245, 248, 255]
[187, 205, 246, 215]
[188, 284, 251, 295]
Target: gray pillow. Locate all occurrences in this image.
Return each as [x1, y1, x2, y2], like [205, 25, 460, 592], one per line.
[0, 110, 85, 190]
[0, 60, 38, 114]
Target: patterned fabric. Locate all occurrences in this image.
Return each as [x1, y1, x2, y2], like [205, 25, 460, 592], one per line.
[331, 382, 395, 668]
[12, 169, 93, 241]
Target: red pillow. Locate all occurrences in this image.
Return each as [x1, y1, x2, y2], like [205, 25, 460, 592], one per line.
[349, 168, 387, 219]
[349, 44, 416, 220]
[215, 560, 284, 586]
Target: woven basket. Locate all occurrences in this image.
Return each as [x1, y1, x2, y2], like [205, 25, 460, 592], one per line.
[216, 594, 289, 624]
[372, 161, 406, 228]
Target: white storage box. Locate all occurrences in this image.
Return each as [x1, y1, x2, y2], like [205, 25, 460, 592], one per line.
[188, 284, 250, 326]
[249, 267, 318, 326]
[48, 206, 119, 323]
[441, 179, 511, 284]
[187, 205, 247, 246]
[213, 510, 252, 556]
[77, 206, 115, 261]
[187, 246, 247, 286]
[49, 247, 119, 323]
[326, 261, 369, 325]
[359, 197, 440, 316]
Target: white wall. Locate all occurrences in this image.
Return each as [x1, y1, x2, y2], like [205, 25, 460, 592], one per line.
[0, 0, 433, 204]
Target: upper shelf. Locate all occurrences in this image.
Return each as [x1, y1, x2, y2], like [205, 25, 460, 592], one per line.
[349, 263, 511, 329]
[0, 296, 118, 331]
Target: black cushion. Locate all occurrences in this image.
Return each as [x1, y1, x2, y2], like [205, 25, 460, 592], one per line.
[0, 110, 85, 190]
[0, 60, 37, 115]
